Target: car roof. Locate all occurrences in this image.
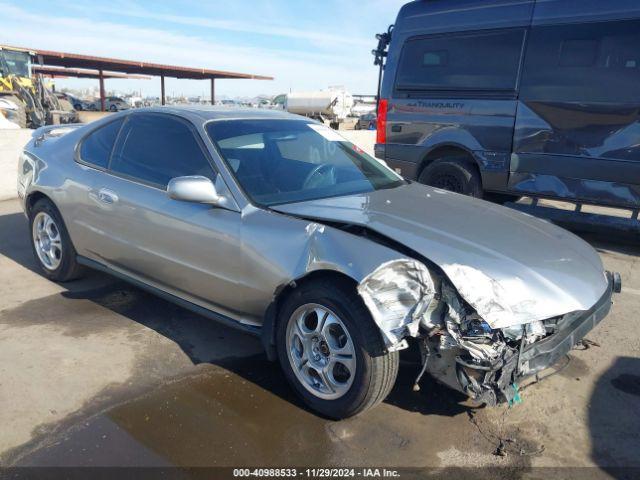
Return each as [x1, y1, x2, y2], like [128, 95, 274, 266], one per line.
[128, 105, 306, 123]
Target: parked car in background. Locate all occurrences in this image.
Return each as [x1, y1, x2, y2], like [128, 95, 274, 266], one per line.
[17, 107, 619, 419]
[87, 96, 130, 112]
[375, 0, 640, 208]
[55, 92, 89, 111]
[355, 113, 376, 130]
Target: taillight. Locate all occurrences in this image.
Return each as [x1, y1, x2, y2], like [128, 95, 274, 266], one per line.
[376, 98, 388, 144]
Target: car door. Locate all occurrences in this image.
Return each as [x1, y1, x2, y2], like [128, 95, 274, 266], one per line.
[90, 112, 248, 319]
[65, 117, 126, 258]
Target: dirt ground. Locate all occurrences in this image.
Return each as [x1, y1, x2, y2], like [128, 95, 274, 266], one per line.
[0, 196, 639, 478]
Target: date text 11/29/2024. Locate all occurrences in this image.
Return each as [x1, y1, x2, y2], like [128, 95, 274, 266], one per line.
[233, 468, 400, 478]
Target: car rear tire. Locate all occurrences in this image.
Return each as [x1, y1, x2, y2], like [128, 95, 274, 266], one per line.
[29, 198, 84, 282]
[419, 157, 483, 198]
[276, 277, 399, 419]
[109, 105, 117, 112]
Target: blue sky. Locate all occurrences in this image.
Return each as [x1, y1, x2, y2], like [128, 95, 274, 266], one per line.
[1, 0, 406, 98]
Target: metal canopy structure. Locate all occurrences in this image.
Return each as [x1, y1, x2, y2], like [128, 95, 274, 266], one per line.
[3, 45, 273, 111]
[33, 66, 151, 80]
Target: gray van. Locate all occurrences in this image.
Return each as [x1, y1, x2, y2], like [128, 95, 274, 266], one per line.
[375, 0, 640, 208]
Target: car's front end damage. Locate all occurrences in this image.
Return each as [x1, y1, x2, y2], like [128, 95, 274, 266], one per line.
[272, 182, 621, 405]
[358, 258, 621, 405]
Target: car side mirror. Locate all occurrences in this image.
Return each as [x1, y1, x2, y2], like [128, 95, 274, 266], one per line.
[167, 175, 226, 206]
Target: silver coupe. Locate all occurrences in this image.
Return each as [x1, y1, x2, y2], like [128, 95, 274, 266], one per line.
[18, 107, 620, 418]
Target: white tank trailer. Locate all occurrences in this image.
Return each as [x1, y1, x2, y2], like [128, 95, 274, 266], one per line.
[285, 89, 354, 129]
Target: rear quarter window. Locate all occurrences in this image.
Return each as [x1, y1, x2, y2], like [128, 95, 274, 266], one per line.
[78, 118, 123, 169]
[394, 29, 525, 94]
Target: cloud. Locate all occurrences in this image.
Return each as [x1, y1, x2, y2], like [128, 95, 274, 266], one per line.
[0, 2, 385, 97]
[71, 4, 374, 49]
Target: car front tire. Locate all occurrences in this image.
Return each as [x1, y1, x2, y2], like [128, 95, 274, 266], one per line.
[276, 277, 398, 419]
[29, 198, 84, 282]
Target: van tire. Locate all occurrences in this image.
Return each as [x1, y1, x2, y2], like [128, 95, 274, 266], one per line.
[419, 158, 482, 198]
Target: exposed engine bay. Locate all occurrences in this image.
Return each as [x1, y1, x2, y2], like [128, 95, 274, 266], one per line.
[358, 259, 618, 405]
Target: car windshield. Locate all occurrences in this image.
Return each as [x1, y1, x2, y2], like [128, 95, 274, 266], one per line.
[206, 119, 404, 206]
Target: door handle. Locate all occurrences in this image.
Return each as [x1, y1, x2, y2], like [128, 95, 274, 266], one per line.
[96, 188, 118, 204]
[391, 125, 402, 132]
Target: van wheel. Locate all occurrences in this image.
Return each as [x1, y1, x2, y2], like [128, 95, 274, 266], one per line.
[29, 198, 84, 282]
[419, 158, 482, 197]
[276, 278, 399, 419]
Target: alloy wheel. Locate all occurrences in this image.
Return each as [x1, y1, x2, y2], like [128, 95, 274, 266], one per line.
[32, 212, 63, 270]
[286, 303, 356, 400]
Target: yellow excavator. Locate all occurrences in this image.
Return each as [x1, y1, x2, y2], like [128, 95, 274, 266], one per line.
[0, 46, 74, 128]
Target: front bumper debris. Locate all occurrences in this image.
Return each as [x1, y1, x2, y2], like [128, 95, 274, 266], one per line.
[356, 255, 619, 406]
[425, 271, 618, 405]
[517, 271, 616, 377]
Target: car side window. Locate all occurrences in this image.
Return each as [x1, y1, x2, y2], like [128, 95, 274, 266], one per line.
[109, 114, 216, 188]
[78, 118, 124, 169]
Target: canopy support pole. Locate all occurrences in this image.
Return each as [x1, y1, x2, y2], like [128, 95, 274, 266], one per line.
[161, 75, 166, 105]
[99, 70, 105, 112]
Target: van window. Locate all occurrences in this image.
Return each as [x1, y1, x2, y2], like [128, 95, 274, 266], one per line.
[521, 19, 640, 103]
[394, 29, 525, 93]
[79, 118, 123, 168]
[110, 114, 215, 188]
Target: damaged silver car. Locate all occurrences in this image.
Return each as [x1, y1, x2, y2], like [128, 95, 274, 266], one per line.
[18, 107, 621, 419]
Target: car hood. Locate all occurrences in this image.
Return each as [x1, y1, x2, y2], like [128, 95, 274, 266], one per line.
[272, 182, 608, 328]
